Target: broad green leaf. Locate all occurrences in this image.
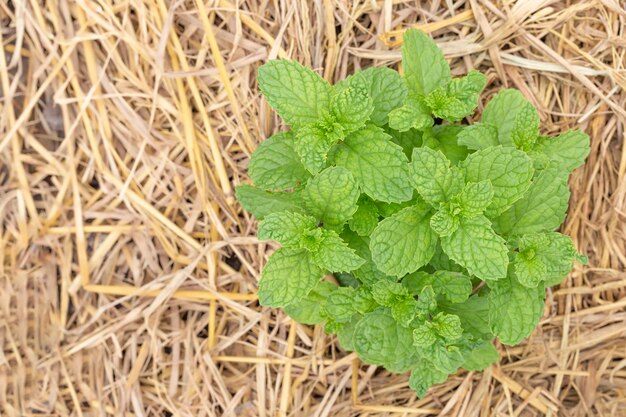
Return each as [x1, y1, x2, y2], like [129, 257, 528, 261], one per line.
[456, 181, 494, 218]
[312, 230, 365, 272]
[515, 232, 579, 287]
[425, 70, 487, 121]
[530, 129, 590, 172]
[249, 131, 310, 190]
[258, 248, 323, 308]
[370, 204, 438, 277]
[330, 85, 374, 132]
[431, 312, 463, 342]
[391, 298, 419, 327]
[427, 343, 465, 374]
[386, 127, 423, 158]
[332, 125, 413, 203]
[439, 295, 492, 339]
[457, 122, 499, 150]
[294, 124, 340, 174]
[482, 89, 532, 146]
[432, 271, 473, 303]
[430, 206, 459, 237]
[235, 185, 304, 220]
[402, 29, 451, 95]
[336, 314, 361, 351]
[340, 230, 389, 286]
[462, 340, 500, 371]
[388, 95, 433, 132]
[372, 280, 409, 306]
[412, 322, 438, 347]
[488, 274, 545, 345]
[428, 125, 469, 165]
[428, 242, 467, 274]
[348, 197, 379, 236]
[258, 211, 317, 247]
[511, 102, 540, 151]
[303, 166, 360, 227]
[416, 285, 437, 316]
[322, 287, 359, 323]
[461, 146, 534, 217]
[340, 67, 408, 126]
[409, 359, 449, 398]
[441, 216, 508, 281]
[258, 59, 332, 127]
[494, 164, 570, 236]
[410, 147, 464, 206]
[284, 281, 336, 324]
[354, 308, 418, 372]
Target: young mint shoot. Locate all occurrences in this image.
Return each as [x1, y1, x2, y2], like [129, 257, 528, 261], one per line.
[237, 29, 589, 398]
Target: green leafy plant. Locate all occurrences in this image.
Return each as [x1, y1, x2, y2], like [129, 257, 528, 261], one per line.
[237, 29, 589, 397]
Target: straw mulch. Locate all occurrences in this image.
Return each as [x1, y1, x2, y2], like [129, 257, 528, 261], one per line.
[1, 1, 625, 416]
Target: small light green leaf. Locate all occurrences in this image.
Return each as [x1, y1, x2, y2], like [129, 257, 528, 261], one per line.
[258, 211, 318, 247]
[432, 312, 463, 342]
[530, 129, 590, 172]
[511, 102, 540, 151]
[494, 164, 570, 236]
[354, 309, 418, 372]
[412, 323, 438, 347]
[370, 204, 438, 277]
[258, 59, 332, 127]
[462, 340, 500, 371]
[461, 146, 534, 217]
[258, 248, 323, 308]
[425, 70, 487, 121]
[372, 280, 409, 306]
[294, 124, 340, 174]
[331, 85, 374, 133]
[312, 230, 365, 272]
[284, 281, 336, 324]
[402, 29, 451, 95]
[441, 216, 508, 281]
[303, 166, 360, 227]
[388, 95, 433, 132]
[482, 89, 532, 146]
[340, 67, 408, 126]
[456, 181, 494, 218]
[457, 122, 499, 150]
[236, 185, 305, 220]
[391, 298, 419, 327]
[439, 295, 492, 339]
[488, 274, 545, 345]
[515, 232, 579, 287]
[409, 359, 449, 398]
[416, 285, 437, 315]
[249, 131, 311, 190]
[322, 287, 359, 323]
[332, 125, 413, 203]
[430, 206, 459, 237]
[410, 147, 464, 206]
[348, 197, 379, 236]
[432, 271, 473, 303]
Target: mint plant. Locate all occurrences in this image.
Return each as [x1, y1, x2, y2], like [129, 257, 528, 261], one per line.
[237, 29, 589, 397]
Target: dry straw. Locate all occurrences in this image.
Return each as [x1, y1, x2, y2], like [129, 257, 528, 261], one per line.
[1, 0, 625, 416]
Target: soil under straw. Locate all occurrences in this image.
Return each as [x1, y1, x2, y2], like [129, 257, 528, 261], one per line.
[1, 1, 625, 416]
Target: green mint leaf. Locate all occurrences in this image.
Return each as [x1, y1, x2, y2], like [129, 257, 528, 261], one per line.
[425, 70, 487, 121]
[372, 279, 409, 306]
[322, 286, 359, 323]
[461, 146, 535, 217]
[332, 125, 413, 203]
[386, 127, 423, 158]
[354, 308, 418, 372]
[457, 122, 499, 150]
[348, 197, 380, 236]
[312, 230, 365, 272]
[432, 271, 473, 303]
[439, 295, 492, 339]
[488, 274, 545, 345]
[431, 312, 463, 342]
[391, 298, 419, 327]
[248, 131, 310, 190]
[462, 340, 499, 371]
[482, 89, 533, 146]
[514, 232, 579, 287]
[236, 185, 304, 220]
[529, 129, 590, 172]
[455, 180, 494, 218]
[336, 314, 361, 351]
[494, 164, 570, 236]
[258, 248, 323, 308]
[416, 285, 438, 316]
[258, 59, 332, 127]
[331, 85, 374, 132]
[303, 166, 360, 227]
[340, 230, 389, 286]
[441, 216, 509, 281]
[340, 67, 407, 126]
[388, 95, 433, 132]
[409, 147, 464, 206]
[294, 124, 341, 174]
[430, 205, 459, 237]
[409, 359, 449, 398]
[284, 281, 336, 325]
[402, 29, 451, 95]
[370, 204, 438, 277]
[511, 102, 540, 151]
[258, 211, 318, 247]
[428, 242, 468, 273]
[426, 125, 470, 165]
